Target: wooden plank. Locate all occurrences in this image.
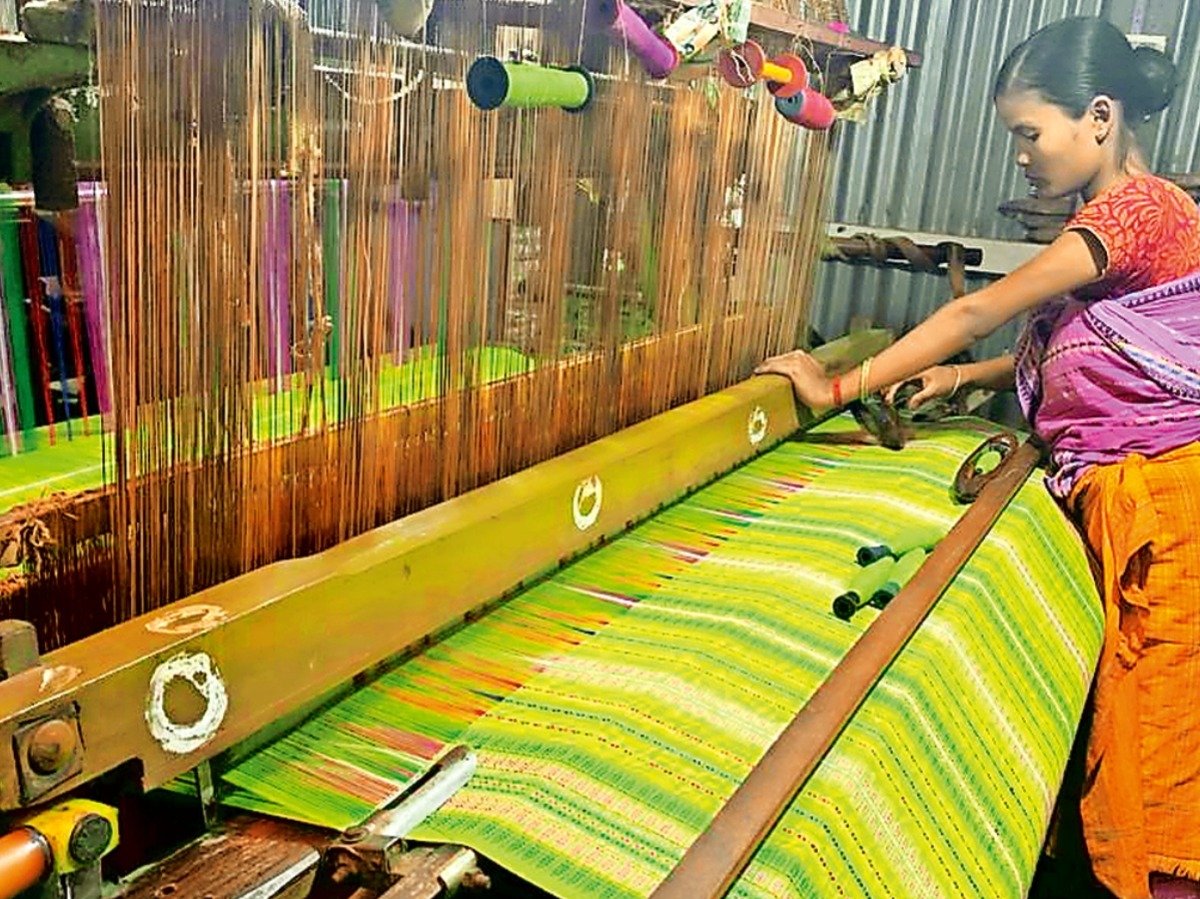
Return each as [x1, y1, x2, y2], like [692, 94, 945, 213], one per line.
[117, 817, 322, 899]
[676, 1, 921, 66]
[428, 0, 921, 68]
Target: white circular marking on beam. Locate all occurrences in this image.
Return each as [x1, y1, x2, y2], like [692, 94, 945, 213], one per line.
[747, 406, 769, 446]
[146, 604, 229, 636]
[572, 476, 603, 531]
[145, 652, 229, 755]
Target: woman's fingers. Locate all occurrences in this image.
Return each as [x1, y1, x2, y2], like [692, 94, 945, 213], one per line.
[908, 383, 939, 408]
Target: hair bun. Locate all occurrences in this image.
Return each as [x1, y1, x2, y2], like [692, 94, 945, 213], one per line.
[1128, 45, 1176, 117]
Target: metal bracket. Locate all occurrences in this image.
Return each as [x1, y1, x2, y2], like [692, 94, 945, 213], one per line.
[326, 745, 478, 891]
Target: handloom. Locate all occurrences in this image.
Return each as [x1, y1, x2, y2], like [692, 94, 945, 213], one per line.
[216, 414, 1102, 898]
[0, 1, 1101, 897]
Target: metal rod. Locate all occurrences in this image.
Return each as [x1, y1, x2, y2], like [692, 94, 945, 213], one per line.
[828, 236, 983, 268]
[650, 438, 1042, 899]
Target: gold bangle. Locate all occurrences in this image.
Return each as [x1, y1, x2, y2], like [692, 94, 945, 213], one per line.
[950, 364, 963, 398]
[859, 356, 873, 403]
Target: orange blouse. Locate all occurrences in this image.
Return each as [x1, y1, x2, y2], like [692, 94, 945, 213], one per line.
[1067, 173, 1200, 300]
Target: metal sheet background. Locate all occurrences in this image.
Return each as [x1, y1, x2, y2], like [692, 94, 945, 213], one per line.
[811, 0, 1195, 364]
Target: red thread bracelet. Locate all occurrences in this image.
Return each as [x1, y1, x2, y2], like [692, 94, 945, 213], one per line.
[831, 376, 843, 407]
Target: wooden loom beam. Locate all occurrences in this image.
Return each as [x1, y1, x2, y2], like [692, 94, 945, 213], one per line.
[440, 1, 921, 69]
[650, 437, 1042, 899]
[0, 331, 889, 812]
[680, 0, 922, 67]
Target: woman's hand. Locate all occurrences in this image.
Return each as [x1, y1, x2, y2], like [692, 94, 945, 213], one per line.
[754, 350, 835, 410]
[885, 365, 962, 409]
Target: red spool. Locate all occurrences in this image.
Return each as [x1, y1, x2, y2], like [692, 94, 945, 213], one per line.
[795, 87, 835, 130]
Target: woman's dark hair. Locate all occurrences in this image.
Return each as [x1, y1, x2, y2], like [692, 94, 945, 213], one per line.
[994, 17, 1177, 122]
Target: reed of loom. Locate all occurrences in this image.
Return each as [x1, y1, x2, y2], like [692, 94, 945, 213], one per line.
[0, 0, 844, 650]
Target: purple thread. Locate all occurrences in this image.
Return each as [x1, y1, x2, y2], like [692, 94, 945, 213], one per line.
[275, 183, 292, 377]
[262, 181, 292, 382]
[594, 0, 678, 79]
[76, 188, 112, 415]
[262, 183, 278, 381]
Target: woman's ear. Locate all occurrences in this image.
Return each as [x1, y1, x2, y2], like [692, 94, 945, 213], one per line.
[1089, 95, 1116, 144]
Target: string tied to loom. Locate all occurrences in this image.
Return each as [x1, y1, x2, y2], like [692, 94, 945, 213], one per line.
[0, 514, 55, 574]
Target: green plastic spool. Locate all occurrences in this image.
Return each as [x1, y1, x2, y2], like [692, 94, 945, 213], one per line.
[466, 57, 593, 112]
[833, 556, 897, 621]
[870, 548, 928, 608]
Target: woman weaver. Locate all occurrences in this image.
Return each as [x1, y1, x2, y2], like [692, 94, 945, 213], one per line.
[757, 17, 1200, 899]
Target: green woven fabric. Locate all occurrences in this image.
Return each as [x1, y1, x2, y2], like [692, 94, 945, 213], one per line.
[221, 416, 1103, 898]
[0, 346, 530, 513]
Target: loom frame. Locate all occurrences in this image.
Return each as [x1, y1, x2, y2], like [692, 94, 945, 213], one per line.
[0, 331, 889, 813]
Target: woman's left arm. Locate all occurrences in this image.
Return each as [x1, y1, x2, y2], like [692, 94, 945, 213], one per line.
[759, 230, 1103, 409]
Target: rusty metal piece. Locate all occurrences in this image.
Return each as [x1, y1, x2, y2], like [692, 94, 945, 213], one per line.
[374, 846, 488, 899]
[13, 706, 83, 803]
[826, 235, 971, 300]
[953, 432, 1021, 504]
[649, 438, 1042, 899]
[827, 234, 981, 270]
[67, 813, 112, 866]
[117, 817, 321, 899]
[194, 759, 218, 830]
[30, 95, 80, 213]
[848, 396, 904, 450]
[0, 622, 40, 681]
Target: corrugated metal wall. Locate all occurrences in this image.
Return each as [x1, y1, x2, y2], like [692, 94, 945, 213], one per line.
[1151, 0, 1200, 172]
[810, 0, 1195, 362]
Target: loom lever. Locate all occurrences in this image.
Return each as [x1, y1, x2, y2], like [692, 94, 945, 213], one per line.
[366, 744, 476, 842]
[325, 746, 478, 894]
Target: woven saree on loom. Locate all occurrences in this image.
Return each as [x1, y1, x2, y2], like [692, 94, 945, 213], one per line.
[220, 416, 1103, 898]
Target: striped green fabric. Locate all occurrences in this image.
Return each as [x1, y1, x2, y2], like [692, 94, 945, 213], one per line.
[221, 416, 1103, 898]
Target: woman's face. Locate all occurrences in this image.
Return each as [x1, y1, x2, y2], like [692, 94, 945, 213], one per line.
[995, 89, 1109, 200]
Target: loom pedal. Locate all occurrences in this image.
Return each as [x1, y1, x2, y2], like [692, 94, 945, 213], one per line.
[114, 816, 321, 899]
